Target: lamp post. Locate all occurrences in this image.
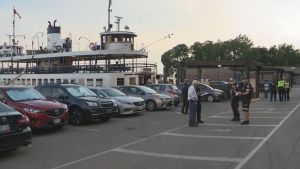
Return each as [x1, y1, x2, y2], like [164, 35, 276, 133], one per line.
[32, 32, 43, 56]
[79, 37, 91, 50]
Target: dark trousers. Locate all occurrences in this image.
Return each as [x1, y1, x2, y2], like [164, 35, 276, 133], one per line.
[278, 88, 284, 102]
[189, 100, 197, 124]
[181, 98, 189, 113]
[197, 100, 201, 122]
[270, 90, 277, 101]
[264, 90, 268, 98]
[231, 99, 239, 119]
[284, 88, 290, 101]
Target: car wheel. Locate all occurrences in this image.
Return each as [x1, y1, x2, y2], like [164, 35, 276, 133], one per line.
[174, 102, 180, 106]
[100, 117, 110, 122]
[146, 100, 156, 111]
[53, 125, 64, 129]
[70, 109, 85, 125]
[207, 95, 214, 102]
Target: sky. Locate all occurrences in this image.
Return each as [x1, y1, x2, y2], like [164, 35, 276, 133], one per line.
[1, 0, 300, 74]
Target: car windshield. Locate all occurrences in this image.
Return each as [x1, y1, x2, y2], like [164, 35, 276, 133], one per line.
[140, 86, 157, 94]
[0, 102, 15, 112]
[100, 88, 126, 97]
[65, 86, 97, 97]
[170, 85, 179, 90]
[200, 83, 213, 89]
[5, 88, 46, 101]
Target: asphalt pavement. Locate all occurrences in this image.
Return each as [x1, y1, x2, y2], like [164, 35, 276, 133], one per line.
[1, 87, 300, 169]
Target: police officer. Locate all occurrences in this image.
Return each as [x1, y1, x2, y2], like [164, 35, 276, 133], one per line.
[238, 76, 252, 125]
[277, 78, 285, 102]
[230, 83, 240, 122]
[284, 79, 290, 101]
[270, 79, 277, 102]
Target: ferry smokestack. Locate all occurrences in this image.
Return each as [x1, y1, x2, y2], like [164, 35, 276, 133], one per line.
[54, 20, 57, 27]
[48, 21, 51, 26]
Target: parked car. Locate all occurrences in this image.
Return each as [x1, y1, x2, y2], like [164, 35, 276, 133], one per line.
[0, 86, 68, 129]
[178, 83, 225, 102]
[0, 102, 32, 152]
[34, 84, 117, 125]
[88, 87, 145, 115]
[115, 85, 174, 111]
[209, 81, 232, 99]
[145, 84, 182, 106]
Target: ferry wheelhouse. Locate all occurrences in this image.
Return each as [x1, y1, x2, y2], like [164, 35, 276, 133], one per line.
[0, 3, 158, 87]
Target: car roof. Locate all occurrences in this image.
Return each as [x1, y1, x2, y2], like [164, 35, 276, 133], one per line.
[146, 84, 171, 86]
[0, 85, 29, 89]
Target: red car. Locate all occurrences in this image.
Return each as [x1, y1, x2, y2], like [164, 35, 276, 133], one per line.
[0, 86, 69, 129]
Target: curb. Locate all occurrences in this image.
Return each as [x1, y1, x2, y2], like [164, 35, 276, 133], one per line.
[251, 98, 261, 102]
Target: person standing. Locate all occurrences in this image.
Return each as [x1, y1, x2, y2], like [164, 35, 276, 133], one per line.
[230, 83, 240, 122]
[196, 87, 204, 123]
[188, 80, 199, 127]
[277, 78, 285, 102]
[284, 79, 290, 101]
[264, 81, 269, 98]
[238, 76, 252, 125]
[270, 79, 277, 102]
[181, 81, 189, 114]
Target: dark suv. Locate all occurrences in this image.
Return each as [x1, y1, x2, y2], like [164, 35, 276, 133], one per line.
[34, 84, 118, 125]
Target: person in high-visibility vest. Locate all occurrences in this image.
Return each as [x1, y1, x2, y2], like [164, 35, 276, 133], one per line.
[277, 78, 285, 102]
[284, 80, 290, 101]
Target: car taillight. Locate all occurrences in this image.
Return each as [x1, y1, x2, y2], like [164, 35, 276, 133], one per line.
[168, 90, 175, 95]
[17, 116, 30, 125]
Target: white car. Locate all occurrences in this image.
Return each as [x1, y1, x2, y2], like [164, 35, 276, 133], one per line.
[88, 87, 145, 115]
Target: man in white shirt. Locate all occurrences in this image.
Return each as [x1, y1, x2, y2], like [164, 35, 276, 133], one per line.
[188, 80, 199, 127]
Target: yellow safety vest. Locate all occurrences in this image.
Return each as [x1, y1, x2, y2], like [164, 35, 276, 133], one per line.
[284, 82, 290, 88]
[277, 80, 284, 87]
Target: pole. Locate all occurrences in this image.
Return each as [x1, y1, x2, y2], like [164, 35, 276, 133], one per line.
[108, 0, 112, 32]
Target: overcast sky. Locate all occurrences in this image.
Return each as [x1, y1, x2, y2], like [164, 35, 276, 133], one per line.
[1, 0, 300, 73]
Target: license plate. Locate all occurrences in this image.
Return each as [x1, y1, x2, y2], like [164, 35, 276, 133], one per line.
[106, 109, 112, 113]
[0, 125, 10, 132]
[139, 106, 144, 110]
[54, 119, 61, 124]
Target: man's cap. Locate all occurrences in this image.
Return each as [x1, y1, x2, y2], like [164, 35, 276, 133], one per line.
[243, 76, 249, 79]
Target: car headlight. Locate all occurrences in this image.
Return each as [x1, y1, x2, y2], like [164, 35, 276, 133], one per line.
[64, 104, 68, 111]
[23, 108, 41, 114]
[85, 102, 99, 107]
[159, 97, 165, 100]
[115, 99, 131, 105]
[215, 91, 222, 95]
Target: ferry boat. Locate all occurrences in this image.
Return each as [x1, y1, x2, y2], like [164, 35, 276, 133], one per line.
[0, 1, 158, 87]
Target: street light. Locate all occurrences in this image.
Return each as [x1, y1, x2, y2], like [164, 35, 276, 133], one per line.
[32, 32, 43, 56]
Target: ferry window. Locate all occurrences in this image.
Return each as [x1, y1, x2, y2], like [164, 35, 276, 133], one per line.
[3, 79, 6, 85]
[56, 79, 61, 83]
[40, 87, 53, 97]
[87, 79, 93, 86]
[117, 78, 124, 86]
[70, 79, 76, 84]
[32, 79, 37, 86]
[50, 79, 55, 84]
[78, 79, 84, 86]
[96, 79, 103, 87]
[44, 79, 48, 84]
[21, 79, 25, 85]
[16, 79, 20, 85]
[63, 79, 69, 83]
[38, 79, 42, 85]
[26, 79, 31, 86]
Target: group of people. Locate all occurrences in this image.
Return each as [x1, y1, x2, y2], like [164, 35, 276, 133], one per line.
[181, 76, 253, 127]
[181, 79, 204, 127]
[264, 78, 291, 102]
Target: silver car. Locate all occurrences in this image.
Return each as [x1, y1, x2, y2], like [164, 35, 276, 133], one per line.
[146, 84, 181, 106]
[116, 85, 174, 111]
[88, 87, 145, 115]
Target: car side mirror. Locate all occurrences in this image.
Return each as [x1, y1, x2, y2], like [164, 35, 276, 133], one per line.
[138, 92, 145, 95]
[98, 94, 105, 98]
[58, 94, 67, 99]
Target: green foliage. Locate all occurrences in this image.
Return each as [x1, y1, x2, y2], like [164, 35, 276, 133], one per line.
[161, 34, 300, 74]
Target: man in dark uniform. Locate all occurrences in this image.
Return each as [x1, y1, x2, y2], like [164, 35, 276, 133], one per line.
[196, 87, 204, 123]
[270, 79, 277, 102]
[230, 83, 240, 122]
[238, 76, 252, 125]
[181, 80, 189, 114]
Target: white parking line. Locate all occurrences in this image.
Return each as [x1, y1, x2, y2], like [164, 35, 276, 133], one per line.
[162, 133, 265, 140]
[234, 102, 300, 169]
[210, 116, 285, 119]
[65, 127, 100, 132]
[202, 123, 277, 127]
[113, 148, 244, 163]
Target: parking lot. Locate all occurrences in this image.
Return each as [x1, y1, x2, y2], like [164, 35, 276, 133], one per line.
[1, 87, 300, 169]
